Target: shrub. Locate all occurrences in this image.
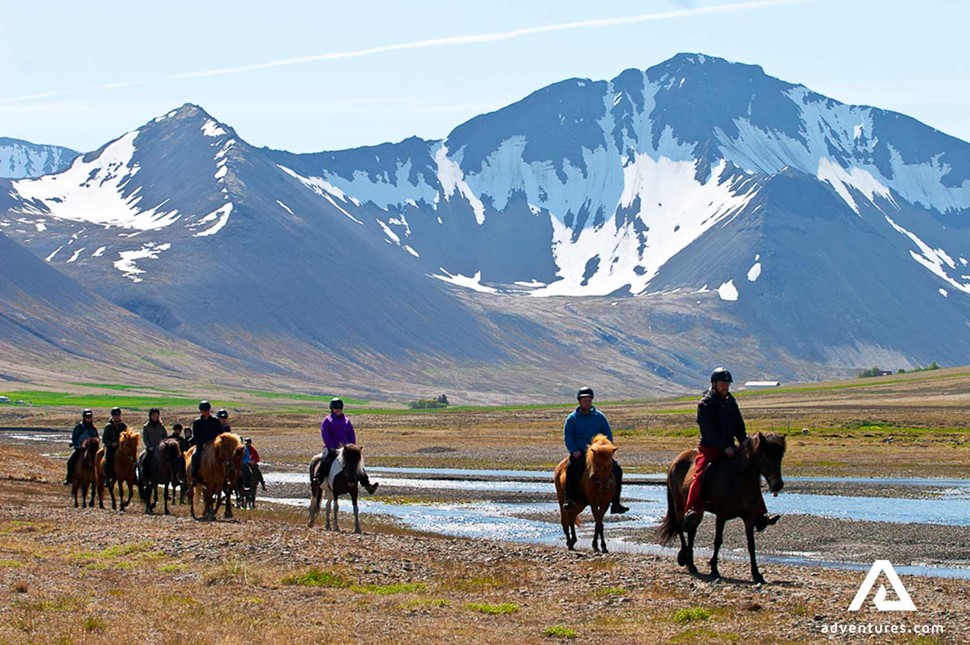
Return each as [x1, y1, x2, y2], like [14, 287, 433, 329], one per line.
[282, 569, 349, 588]
[465, 602, 519, 615]
[673, 607, 712, 624]
[544, 625, 579, 638]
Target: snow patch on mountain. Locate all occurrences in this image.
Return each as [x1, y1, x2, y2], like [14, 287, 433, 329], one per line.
[747, 261, 762, 282]
[113, 242, 172, 282]
[435, 144, 486, 225]
[885, 215, 970, 294]
[191, 203, 232, 237]
[11, 132, 182, 230]
[202, 120, 228, 138]
[717, 280, 739, 301]
[431, 268, 498, 293]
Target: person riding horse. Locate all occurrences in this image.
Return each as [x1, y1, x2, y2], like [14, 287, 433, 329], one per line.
[561, 387, 628, 515]
[243, 437, 266, 491]
[64, 409, 99, 485]
[683, 368, 780, 532]
[315, 398, 377, 494]
[190, 401, 223, 486]
[102, 407, 127, 482]
[170, 423, 191, 453]
[139, 408, 166, 483]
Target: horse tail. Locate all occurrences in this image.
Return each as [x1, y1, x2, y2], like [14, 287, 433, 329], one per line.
[657, 484, 680, 545]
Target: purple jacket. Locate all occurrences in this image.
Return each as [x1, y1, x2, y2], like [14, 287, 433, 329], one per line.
[320, 414, 356, 450]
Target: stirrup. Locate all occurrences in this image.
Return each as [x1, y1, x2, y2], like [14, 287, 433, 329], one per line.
[755, 514, 780, 532]
[364, 482, 379, 494]
[562, 498, 577, 510]
[683, 509, 702, 527]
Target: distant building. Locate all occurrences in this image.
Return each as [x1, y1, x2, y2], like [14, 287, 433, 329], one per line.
[743, 381, 781, 389]
[876, 370, 893, 377]
[0, 396, 9, 403]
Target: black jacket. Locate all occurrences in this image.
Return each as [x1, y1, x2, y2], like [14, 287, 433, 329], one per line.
[696, 388, 747, 451]
[102, 421, 127, 448]
[192, 415, 222, 447]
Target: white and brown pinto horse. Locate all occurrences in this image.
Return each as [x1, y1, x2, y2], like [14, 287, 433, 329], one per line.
[307, 444, 367, 533]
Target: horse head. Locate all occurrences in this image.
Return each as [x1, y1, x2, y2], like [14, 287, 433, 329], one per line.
[585, 434, 616, 487]
[748, 432, 786, 494]
[81, 437, 100, 466]
[338, 444, 363, 485]
[118, 431, 140, 462]
[213, 433, 244, 480]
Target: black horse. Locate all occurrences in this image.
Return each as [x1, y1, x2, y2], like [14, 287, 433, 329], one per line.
[236, 463, 258, 510]
[139, 438, 184, 515]
[658, 433, 787, 584]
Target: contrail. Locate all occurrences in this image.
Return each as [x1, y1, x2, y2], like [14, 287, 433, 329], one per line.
[0, 0, 811, 104]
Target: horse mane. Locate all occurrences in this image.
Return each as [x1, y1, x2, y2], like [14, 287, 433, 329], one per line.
[212, 432, 243, 460]
[338, 444, 364, 474]
[585, 434, 615, 475]
[117, 431, 140, 458]
[744, 432, 787, 459]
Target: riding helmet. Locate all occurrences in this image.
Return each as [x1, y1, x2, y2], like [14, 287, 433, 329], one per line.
[329, 397, 344, 410]
[148, 407, 161, 416]
[710, 367, 733, 383]
[576, 386, 594, 400]
[82, 409, 93, 418]
[217, 409, 229, 419]
[198, 400, 211, 411]
[110, 407, 122, 416]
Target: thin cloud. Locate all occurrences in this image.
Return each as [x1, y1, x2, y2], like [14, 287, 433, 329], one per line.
[1, 0, 812, 104]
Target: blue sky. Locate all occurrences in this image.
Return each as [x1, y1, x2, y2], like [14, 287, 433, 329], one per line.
[1, 0, 967, 153]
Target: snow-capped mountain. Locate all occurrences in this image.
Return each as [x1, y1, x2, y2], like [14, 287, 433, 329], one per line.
[1, 53, 968, 398]
[0, 137, 78, 179]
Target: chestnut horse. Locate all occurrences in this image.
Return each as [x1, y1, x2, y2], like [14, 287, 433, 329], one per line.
[72, 437, 103, 509]
[183, 433, 244, 521]
[98, 431, 140, 511]
[140, 438, 184, 515]
[307, 445, 366, 533]
[554, 434, 617, 552]
[658, 432, 786, 583]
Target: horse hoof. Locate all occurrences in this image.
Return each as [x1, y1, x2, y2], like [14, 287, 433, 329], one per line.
[708, 573, 721, 583]
[677, 550, 689, 566]
[687, 564, 699, 576]
[753, 575, 766, 585]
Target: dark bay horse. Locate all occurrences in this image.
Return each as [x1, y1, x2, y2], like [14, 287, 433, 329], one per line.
[658, 432, 787, 583]
[235, 463, 257, 510]
[184, 433, 244, 521]
[72, 437, 103, 509]
[98, 431, 140, 511]
[308, 445, 366, 533]
[554, 434, 617, 552]
[139, 438, 184, 515]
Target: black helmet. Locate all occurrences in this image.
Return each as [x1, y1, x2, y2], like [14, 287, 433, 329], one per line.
[110, 407, 122, 416]
[244, 437, 252, 444]
[172, 423, 183, 433]
[329, 397, 344, 410]
[82, 409, 93, 418]
[576, 386, 594, 400]
[199, 400, 211, 411]
[149, 407, 161, 416]
[217, 409, 229, 419]
[710, 368, 733, 384]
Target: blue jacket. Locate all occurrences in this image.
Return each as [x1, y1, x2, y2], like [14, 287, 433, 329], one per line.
[563, 406, 612, 454]
[71, 421, 99, 449]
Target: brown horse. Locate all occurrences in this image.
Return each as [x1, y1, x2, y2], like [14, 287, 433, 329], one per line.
[72, 437, 103, 509]
[184, 433, 244, 521]
[554, 434, 617, 552]
[98, 431, 140, 511]
[658, 432, 787, 584]
[140, 438, 184, 515]
[307, 445, 366, 533]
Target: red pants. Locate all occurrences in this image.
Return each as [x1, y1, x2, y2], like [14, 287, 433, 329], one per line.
[685, 445, 767, 515]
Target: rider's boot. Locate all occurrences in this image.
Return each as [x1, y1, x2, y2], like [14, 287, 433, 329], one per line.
[683, 508, 703, 529]
[755, 514, 780, 532]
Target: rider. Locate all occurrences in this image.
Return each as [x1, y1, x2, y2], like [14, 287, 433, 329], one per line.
[170, 423, 191, 453]
[216, 408, 231, 433]
[683, 368, 780, 532]
[242, 437, 266, 491]
[317, 398, 378, 494]
[102, 407, 127, 481]
[64, 409, 99, 485]
[190, 401, 222, 485]
[140, 408, 166, 482]
[562, 387, 629, 515]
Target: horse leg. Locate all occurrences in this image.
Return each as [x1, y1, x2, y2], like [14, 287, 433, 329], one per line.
[559, 510, 575, 550]
[685, 524, 699, 576]
[224, 485, 234, 519]
[72, 481, 80, 508]
[324, 492, 333, 530]
[332, 495, 340, 532]
[123, 481, 133, 510]
[745, 518, 765, 584]
[88, 482, 96, 508]
[163, 483, 171, 515]
[352, 490, 361, 534]
[109, 480, 117, 510]
[709, 516, 726, 581]
[308, 481, 321, 527]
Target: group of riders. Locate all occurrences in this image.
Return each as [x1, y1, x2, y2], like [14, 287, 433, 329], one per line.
[562, 368, 780, 532]
[63, 401, 265, 494]
[62, 366, 779, 531]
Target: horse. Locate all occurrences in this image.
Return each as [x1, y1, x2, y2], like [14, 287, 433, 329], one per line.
[72, 437, 103, 509]
[658, 432, 787, 584]
[553, 434, 617, 553]
[139, 438, 184, 515]
[183, 433, 244, 521]
[235, 463, 257, 510]
[307, 445, 367, 533]
[98, 431, 140, 511]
